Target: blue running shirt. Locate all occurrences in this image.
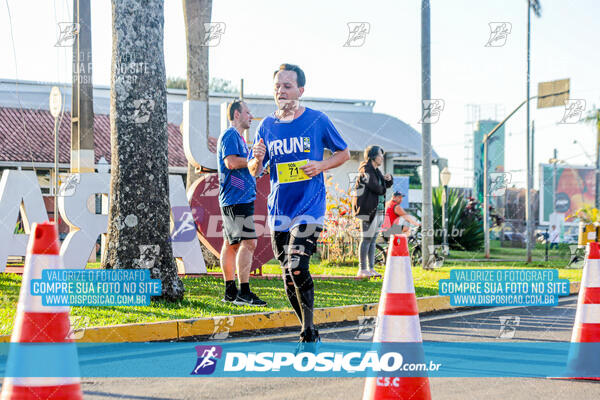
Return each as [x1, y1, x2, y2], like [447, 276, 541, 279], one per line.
[217, 127, 256, 207]
[249, 107, 347, 231]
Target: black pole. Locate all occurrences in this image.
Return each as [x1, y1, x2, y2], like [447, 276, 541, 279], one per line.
[545, 227, 548, 262]
[595, 110, 600, 209]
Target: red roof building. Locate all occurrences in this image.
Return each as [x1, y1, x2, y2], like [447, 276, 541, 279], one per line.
[0, 107, 188, 168]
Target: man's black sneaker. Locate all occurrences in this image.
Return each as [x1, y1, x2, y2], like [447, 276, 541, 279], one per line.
[221, 291, 238, 303]
[295, 329, 321, 354]
[233, 291, 267, 307]
[300, 328, 320, 342]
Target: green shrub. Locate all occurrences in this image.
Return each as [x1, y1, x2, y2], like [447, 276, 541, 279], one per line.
[416, 187, 484, 251]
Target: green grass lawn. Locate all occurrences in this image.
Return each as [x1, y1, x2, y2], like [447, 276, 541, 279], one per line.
[446, 239, 574, 262]
[0, 273, 387, 336]
[0, 261, 583, 336]
[257, 262, 368, 276]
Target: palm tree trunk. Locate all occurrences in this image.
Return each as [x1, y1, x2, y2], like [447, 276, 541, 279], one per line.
[104, 0, 184, 301]
[183, 0, 212, 188]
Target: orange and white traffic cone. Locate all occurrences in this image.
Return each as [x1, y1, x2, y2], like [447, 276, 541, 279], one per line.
[362, 234, 431, 400]
[1, 222, 82, 400]
[563, 241, 600, 380]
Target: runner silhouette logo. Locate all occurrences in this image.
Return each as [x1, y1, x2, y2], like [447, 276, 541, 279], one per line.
[191, 345, 223, 375]
[171, 206, 200, 242]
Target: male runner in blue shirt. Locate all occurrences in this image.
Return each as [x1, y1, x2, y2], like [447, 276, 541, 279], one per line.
[248, 64, 350, 344]
[217, 99, 266, 306]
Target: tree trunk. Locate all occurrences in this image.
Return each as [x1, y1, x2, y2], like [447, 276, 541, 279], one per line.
[183, 0, 212, 188]
[104, 0, 184, 301]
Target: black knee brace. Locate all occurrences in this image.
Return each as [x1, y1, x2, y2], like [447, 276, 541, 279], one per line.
[283, 244, 312, 290]
[289, 267, 313, 292]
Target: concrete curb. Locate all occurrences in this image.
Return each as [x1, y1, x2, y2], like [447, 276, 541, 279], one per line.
[196, 272, 366, 281]
[4, 267, 366, 281]
[0, 281, 581, 343]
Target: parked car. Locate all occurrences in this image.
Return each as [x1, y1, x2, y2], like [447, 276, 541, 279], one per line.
[503, 231, 525, 243]
[502, 223, 526, 243]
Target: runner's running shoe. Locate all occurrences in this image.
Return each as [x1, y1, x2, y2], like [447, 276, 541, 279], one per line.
[221, 290, 238, 303]
[233, 291, 267, 307]
[369, 269, 382, 278]
[295, 328, 321, 354]
[357, 269, 372, 278]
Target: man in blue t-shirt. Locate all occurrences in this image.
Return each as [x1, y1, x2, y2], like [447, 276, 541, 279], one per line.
[217, 99, 266, 307]
[248, 64, 350, 345]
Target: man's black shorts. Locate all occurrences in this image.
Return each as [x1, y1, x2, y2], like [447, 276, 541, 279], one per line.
[221, 202, 257, 245]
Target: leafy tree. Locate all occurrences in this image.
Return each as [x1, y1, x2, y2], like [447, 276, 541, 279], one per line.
[581, 105, 599, 126]
[166, 76, 238, 94]
[393, 166, 422, 188]
[166, 76, 187, 89]
[209, 77, 238, 94]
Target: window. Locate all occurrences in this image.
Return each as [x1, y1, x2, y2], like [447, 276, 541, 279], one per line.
[393, 164, 421, 188]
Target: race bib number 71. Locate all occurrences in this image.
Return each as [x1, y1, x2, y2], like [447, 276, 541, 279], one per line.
[277, 160, 311, 184]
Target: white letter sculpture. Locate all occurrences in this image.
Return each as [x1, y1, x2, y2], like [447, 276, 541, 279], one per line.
[59, 173, 110, 268]
[169, 174, 206, 274]
[182, 100, 217, 171]
[0, 170, 49, 272]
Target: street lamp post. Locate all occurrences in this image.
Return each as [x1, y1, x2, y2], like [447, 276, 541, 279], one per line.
[482, 86, 568, 258]
[526, 0, 542, 263]
[421, 0, 433, 270]
[49, 86, 62, 226]
[440, 167, 451, 255]
[595, 110, 600, 209]
[549, 149, 558, 216]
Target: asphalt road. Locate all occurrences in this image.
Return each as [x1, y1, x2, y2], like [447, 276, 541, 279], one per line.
[9, 296, 600, 399]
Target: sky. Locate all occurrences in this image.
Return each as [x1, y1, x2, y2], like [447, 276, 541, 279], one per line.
[1, 0, 599, 189]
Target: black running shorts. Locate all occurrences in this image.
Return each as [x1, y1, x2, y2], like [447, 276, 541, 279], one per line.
[220, 202, 257, 245]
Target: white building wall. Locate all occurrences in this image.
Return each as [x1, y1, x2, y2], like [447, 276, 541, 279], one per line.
[325, 151, 394, 200]
[326, 154, 361, 195]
